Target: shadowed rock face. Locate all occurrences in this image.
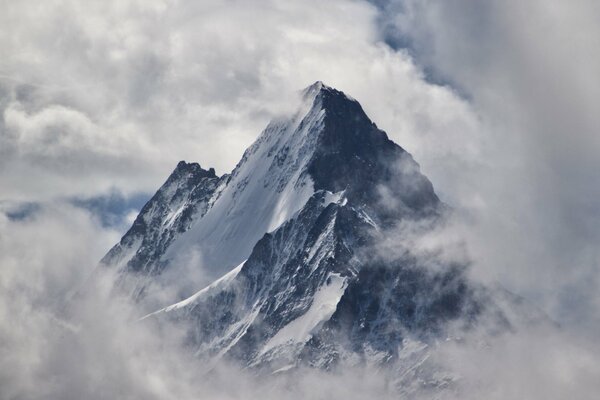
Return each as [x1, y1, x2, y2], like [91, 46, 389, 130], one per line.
[100, 83, 517, 392]
[308, 84, 439, 218]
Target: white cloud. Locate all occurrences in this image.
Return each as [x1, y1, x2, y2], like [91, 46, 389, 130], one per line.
[370, 0, 600, 334]
[0, 0, 479, 204]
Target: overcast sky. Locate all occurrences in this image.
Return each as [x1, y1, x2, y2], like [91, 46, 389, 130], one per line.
[1, 1, 599, 398]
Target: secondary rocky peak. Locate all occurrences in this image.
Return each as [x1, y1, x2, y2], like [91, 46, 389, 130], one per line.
[172, 160, 217, 179]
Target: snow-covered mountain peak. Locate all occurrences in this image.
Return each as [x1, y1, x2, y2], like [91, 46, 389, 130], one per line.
[102, 81, 440, 311]
[301, 80, 351, 100]
[301, 80, 329, 99]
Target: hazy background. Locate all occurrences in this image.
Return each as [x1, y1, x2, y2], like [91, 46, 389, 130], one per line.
[1, 0, 599, 398]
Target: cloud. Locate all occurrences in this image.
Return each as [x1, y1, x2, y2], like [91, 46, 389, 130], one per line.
[0, 0, 478, 204]
[1, 200, 595, 400]
[434, 326, 600, 399]
[365, 0, 600, 336]
[0, 203, 412, 399]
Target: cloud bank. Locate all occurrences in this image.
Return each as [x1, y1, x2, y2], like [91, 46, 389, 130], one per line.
[0, 0, 477, 202]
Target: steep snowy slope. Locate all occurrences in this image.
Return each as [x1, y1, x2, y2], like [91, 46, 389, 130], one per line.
[162, 83, 326, 278]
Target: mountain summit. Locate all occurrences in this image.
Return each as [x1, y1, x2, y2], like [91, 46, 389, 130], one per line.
[100, 82, 519, 392]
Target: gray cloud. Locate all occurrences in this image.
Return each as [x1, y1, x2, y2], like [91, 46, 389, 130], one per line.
[367, 0, 600, 335]
[2, 203, 598, 399]
[0, 0, 477, 203]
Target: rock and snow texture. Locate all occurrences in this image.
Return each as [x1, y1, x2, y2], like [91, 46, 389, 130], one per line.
[101, 82, 350, 306]
[163, 83, 326, 277]
[100, 161, 226, 304]
[101, 82, 521, 393]
[260, 272, 348, 355]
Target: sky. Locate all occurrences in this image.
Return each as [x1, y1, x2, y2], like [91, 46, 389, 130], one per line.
[1, 0, 599, 398]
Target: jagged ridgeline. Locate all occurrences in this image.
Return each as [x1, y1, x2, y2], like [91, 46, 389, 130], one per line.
[99, 82, 518, 388]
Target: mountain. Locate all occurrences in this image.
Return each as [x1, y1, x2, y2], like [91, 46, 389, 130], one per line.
[101, 82, 440, 306]
[100, 82, 523, 393]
